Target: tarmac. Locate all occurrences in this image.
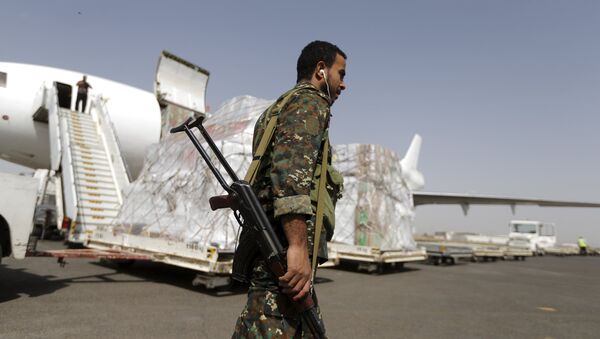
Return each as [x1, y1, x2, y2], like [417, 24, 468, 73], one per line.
[1, 240, 599, 339]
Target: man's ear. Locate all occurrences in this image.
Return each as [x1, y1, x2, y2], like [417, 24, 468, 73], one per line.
[315, 61, 327, 79]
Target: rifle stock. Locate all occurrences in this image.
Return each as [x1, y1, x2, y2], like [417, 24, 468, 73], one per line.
[170, 117, 326, 339]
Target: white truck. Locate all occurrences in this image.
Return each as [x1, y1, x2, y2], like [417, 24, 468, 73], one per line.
[508, 220, 556, 255]
[0, 172, 40, 263]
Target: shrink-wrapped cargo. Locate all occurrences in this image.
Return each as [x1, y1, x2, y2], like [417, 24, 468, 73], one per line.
[111, 95, 418, 252]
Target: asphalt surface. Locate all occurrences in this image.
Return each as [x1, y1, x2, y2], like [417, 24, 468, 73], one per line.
[1, 241, 599, 339]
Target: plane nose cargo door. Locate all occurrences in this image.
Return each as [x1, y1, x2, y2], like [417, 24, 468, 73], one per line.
[154, 50, 210, 137]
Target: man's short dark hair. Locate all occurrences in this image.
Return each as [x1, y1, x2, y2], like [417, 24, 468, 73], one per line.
[297, 41, 346, 83]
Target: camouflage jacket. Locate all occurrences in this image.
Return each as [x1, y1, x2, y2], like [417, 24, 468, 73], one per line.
[251, 81, 332, 260]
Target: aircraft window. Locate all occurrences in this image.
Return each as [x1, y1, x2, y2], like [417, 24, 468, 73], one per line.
[0, 72, 6, 88]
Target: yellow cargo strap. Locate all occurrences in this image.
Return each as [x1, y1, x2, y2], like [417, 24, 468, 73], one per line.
[311, 137, 329, 283]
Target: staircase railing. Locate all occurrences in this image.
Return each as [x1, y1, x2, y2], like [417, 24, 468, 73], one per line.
[88, 96, 131, 204]
[45, 84, 78, 224]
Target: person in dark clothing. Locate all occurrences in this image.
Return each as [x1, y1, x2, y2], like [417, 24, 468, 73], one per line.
[75, 75, 92, 113]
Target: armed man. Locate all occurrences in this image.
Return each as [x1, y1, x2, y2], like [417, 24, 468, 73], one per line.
[232, 40, 347, 338]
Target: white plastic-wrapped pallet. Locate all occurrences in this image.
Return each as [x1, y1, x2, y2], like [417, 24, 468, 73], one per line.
[333, 144, 417, 251]
[111, 95, 417, 252]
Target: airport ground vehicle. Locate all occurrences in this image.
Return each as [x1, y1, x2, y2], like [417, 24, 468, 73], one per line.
[450, 232, 532, 261]
[325, 242, 427, 272]
[416, 241, 473, 266]
[544, 244, 580, 256]
[508, 220, 557, 255]
[415, 232, 532, 263]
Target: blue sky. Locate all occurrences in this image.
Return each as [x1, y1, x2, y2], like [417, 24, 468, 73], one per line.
[1, 1, 599, 245]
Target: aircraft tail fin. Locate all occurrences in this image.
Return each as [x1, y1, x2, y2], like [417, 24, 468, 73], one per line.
[400, 134, 425, 190]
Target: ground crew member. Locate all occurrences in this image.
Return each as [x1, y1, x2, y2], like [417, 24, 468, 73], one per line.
[578, 236, 587, 255]
[232, 40, 347, 338]
[75, 75, 92, 113]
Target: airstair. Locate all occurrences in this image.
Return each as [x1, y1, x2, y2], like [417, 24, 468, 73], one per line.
[43, 85, 131, 244]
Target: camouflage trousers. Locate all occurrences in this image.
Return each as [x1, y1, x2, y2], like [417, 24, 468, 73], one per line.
[232, 259, 326, 339]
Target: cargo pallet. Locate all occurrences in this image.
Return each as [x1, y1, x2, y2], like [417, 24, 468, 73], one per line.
[417, 241, 473, 265]
[87, 229, 233, 289]
[325, 242, 427, 273]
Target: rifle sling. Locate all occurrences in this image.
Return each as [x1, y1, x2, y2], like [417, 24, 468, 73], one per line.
[244, 87, 299, 184]
[311, 138, 329, 284]
[244, 117, 278, 184]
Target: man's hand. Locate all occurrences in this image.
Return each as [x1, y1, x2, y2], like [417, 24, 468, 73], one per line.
[279, 214, 312, 301]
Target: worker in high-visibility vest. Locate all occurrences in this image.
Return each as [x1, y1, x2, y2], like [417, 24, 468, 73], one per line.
[578, 236, 588, 255]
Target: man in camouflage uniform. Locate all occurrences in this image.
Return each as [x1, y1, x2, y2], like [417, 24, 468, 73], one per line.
[232, 41, 347, 338]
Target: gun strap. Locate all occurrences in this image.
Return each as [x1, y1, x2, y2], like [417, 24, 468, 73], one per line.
[244, 116, 278, 184]
[244, 88, 299, 184]
[311, 137, 329, 284]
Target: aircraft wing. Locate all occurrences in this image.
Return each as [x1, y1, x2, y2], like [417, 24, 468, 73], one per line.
[413, 192, 600, 213]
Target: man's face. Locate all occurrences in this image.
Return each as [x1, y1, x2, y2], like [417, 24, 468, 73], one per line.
[323, 53, 346, 104]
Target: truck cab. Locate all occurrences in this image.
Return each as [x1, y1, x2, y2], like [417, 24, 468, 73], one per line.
[0, 172, 41, 263]
[508, 220, 556, 255]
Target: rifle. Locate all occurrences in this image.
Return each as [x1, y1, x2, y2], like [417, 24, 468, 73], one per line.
[170, 117, 326, 338]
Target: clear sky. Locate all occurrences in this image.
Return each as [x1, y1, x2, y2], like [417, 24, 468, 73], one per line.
[1, 1, 599, 245]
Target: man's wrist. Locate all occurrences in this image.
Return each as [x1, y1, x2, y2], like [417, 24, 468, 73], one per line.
[281, 214, 308, 249]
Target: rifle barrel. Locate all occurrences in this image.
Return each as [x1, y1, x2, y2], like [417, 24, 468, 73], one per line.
[170, 119, 232, 193]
